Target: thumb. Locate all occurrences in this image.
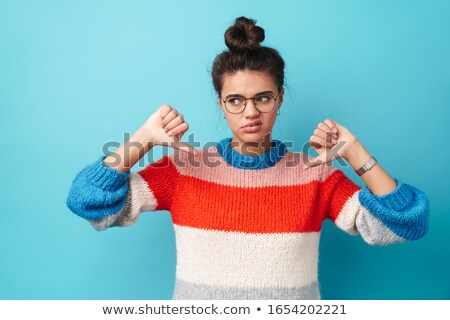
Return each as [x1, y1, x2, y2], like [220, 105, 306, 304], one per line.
[168, 139, 200, 157]
[303, 152, 328, 170]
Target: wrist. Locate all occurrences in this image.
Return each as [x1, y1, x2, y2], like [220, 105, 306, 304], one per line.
[137, 126, 158, 148]
[344, 140, 373, 171]
[103, 127, 156, 172]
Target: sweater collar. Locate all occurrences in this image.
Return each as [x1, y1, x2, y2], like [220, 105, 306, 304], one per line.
[216, 137, 287, 170]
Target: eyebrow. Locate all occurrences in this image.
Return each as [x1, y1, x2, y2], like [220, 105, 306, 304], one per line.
[224, 90, 275, 100]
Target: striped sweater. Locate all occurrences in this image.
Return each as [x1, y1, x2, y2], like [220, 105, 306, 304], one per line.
[66, 137, 429, 300]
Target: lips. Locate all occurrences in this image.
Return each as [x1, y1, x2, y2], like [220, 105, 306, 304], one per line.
[242, 120, 262, 128]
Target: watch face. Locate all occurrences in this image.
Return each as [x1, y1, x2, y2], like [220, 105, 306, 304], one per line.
[357, 157, 376, 176]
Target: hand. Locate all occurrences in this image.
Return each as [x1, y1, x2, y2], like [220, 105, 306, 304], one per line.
[141, 104, 200, 156]
[303, 119, 358, 170]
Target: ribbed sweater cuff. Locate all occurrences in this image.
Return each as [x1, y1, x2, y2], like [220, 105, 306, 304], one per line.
[368, 178, 414, 211]
[85, 155, 131, 191]
[362, 178, 414, 212]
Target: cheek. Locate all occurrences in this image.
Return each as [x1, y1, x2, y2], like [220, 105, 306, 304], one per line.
[226, 118, 240, 131]
[263, 114, 278, 127]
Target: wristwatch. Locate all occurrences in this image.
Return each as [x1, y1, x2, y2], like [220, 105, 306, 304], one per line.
[355, 156, 377, 176]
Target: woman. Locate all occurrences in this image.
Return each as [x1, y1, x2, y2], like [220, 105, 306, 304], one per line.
[66, 16, 429, 300]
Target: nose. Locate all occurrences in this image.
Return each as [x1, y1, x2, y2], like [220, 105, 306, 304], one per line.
[243, 99, 260, 117]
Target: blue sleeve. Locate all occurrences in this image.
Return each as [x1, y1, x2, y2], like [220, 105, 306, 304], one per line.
[66, 155, 131, 221]
[358, 178, 430, 241]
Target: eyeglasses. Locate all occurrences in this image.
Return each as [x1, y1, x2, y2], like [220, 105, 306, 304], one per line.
[220, 91, 280, 114]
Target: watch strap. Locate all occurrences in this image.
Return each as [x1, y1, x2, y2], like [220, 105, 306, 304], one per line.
[356, 156, 377, 176]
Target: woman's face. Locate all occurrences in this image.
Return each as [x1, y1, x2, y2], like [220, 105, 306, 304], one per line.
[218, 69, 284, 147]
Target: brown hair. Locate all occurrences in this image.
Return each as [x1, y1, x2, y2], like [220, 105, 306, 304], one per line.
[211, 16, 285, 96]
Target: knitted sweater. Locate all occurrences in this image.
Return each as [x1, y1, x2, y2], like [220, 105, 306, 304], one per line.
[66, 137, 429, 300]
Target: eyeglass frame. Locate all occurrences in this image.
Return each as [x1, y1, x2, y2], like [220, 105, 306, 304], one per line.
[219, 90, 280, 114]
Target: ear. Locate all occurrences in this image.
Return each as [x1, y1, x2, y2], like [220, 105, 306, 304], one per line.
[278, 87, 284, 106]
[217, 93, 224, 112]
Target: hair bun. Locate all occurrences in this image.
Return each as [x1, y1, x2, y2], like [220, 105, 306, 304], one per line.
[224, 16, 265, 52]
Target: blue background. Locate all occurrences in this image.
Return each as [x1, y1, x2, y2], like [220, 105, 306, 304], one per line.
[1, 0, 449, 299]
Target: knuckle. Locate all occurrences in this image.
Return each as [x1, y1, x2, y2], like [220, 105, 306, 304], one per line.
[159, 104, 169, 115]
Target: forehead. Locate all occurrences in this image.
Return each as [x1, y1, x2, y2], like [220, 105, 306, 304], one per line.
[221, 70, 276, 95]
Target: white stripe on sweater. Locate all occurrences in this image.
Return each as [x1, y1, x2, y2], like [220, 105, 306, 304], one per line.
[173, 224, 320, 288]
[89, 172, 158, 230]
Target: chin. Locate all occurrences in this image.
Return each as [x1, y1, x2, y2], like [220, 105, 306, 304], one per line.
[236, 131, 271, 143]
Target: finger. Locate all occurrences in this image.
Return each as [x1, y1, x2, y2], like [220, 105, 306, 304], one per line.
[319, 121, 334, 138]
[310, 140, 322, 151]
[311, 135, 333, 149]
[314, 127, 333, 144]
[169, 139, 200, 156]
[159, 104, 173, 118]
[318, 122, 336, 140]
[324, 119, 338, 134]
[167, 122, 188, 137]
[313, 128, 327, 140]
[164, 114, 184, 133]
[162, 108, 179, 126]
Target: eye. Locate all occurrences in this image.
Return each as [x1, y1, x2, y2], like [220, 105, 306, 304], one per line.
[256, 95, 270, 102]
[228, 98, 243, 105]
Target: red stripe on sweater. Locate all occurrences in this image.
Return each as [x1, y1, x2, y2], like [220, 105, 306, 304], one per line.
[170, 174, 325, 233]
[138, 155, 361, 233]
[137, 155, 180, 211]
[320, 168, 362, 222]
